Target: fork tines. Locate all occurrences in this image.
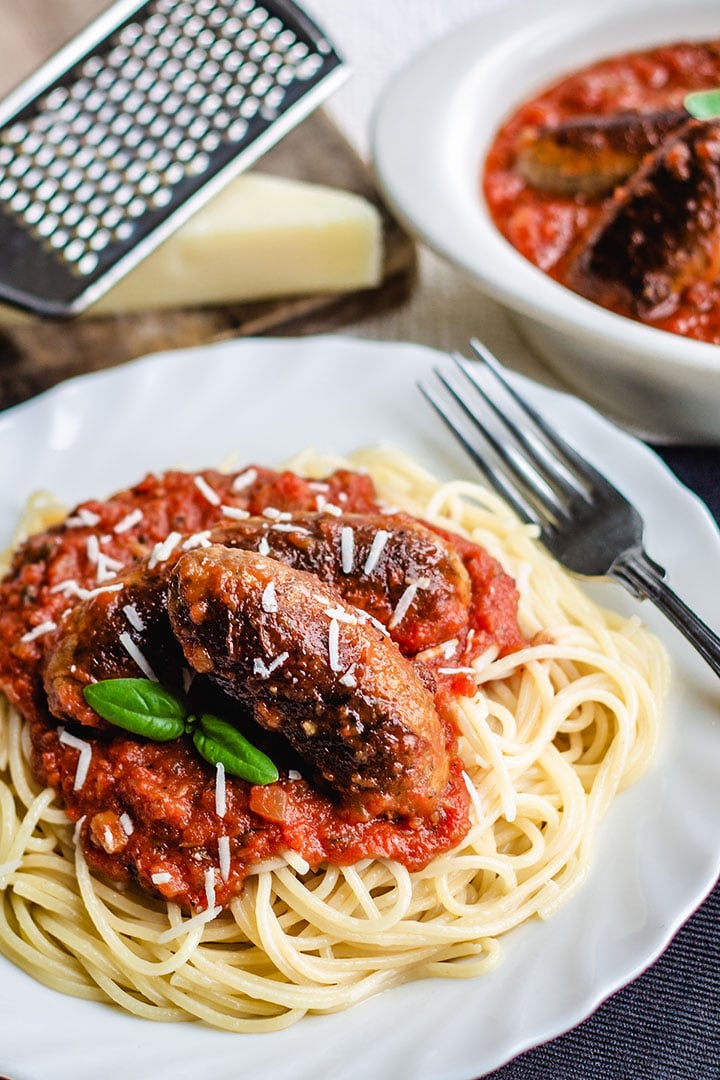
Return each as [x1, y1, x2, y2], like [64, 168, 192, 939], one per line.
[419, 340, 596, 531]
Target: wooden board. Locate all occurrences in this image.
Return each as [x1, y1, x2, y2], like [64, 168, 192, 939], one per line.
[0, 2, 417, 409]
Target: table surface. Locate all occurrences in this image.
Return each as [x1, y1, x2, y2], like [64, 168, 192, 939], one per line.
[1, 1, 719, 1077]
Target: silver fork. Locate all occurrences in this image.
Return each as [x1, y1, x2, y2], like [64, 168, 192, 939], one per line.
[420, 340, 720, 677]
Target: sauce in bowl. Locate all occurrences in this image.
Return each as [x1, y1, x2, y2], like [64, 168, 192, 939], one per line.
[483, 40, 720, 343]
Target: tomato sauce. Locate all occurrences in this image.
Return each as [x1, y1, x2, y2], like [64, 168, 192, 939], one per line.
[0, 465, 525, 910]
[484, 39, 720, 342]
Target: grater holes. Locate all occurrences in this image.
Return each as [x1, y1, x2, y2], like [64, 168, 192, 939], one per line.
[176, 105, 195, 127]
[227, 118, 247, 142]
[263, 52, 282, 74]
[187, 151, 210, 176]
[137, 140, 157, 162]
[49, 228, 70, 251]
[173, 69, 195, 93]
[151, 188, 172, 209]
[36, 213, 59, 239]
[222, 17, 243, 38]
[89, 228, 112, 253]
[171, 37, 193, 59]
[297, 55, 323, 80]
[199, 94, 223, 117]
[239, 97, 259, 119]
[199, 59, 221, 82]
[275, 29, 296, 50]
[82, 55, 103, 78]
[37, 179, 59, 202]
[138, 173, 160, 195]
[8, 155, 31, 179]
[197, 29, 216, 50]
[251, 74, 273, 96]
[159, 27, 180, 50]
[10, 190, 31, 214]
[78, 253, 99, 276]
[25, 202, 45, 226]
[188, 116, 210, 140]
[263, 85, 284, 111]
[49, 192, 71, 214]
[247, 7, 268, 28]
[149, 115, 172, 139]
[212, 71, 233, 94]
[0, 178, 15, 201]
[201, 130, 222, 153]
[210, 40, 232, 62]
[236, 28, 257, 50]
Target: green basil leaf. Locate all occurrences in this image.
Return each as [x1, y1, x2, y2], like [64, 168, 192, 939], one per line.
[83, 678, 187, 741]
[193, 713, 279, 785]
[684, 88, 720, 120]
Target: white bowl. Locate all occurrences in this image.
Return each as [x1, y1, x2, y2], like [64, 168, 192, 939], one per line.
[372, 0, 720, 443]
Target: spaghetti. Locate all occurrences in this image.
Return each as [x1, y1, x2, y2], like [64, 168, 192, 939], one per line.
[0, 448, 668, 1031]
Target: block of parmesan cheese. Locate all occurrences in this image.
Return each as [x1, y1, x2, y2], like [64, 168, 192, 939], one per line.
[0, 173, 384, 322]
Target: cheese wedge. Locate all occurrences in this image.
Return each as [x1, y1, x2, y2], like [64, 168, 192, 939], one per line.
[0, 173, 383, 322]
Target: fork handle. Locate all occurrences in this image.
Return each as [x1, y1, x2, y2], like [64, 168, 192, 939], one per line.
[610, 549, 720, 677]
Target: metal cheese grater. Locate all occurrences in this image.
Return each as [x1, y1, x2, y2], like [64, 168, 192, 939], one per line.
[0, 0, 345, 317]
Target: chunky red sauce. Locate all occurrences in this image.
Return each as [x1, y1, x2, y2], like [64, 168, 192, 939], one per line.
[0, 465, 525, 910]
[484, 39, 720, 342]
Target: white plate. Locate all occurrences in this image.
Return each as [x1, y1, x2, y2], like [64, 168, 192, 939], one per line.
[1, 337, 719, 1080]
[371, 0, 720, 442]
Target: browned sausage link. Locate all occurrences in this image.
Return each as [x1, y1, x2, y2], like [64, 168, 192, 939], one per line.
[168, 547, 449, 821]
[515, 108, 687, 198]
[207, 512, 472, 654]
[43, 562, 180, 728]
[566, 119, 720, 319]
[43, 512, 471, 729]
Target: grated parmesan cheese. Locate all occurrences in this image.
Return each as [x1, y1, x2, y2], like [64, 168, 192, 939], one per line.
[51, 580, 123, 601]
[328, 617, 341, 672]
[340, 525, 354, 574]
[182, 530, 212, 551]
[253, 652, 289, 679]
[232, 468, 257, 492]
[339, 663, 357, 688]
[261, 581, 278, 613]
[122, 604, 145, 632]
[258, 535, 271, 556]
[151, 871, 172, 884]
[204, 868, 217, 909]
[59, 728, 92, 791]
[148, 531, 182, 569]
[388, 581, 422, 629]
[119, 632, 159, 682]
[113, 508, 143, 534]
[218, 835, 230, 882]
[363, 530, 390, 574]
[66, 508, 100, 528]
[20, 620, 57, 643]
[119, 812, 134, 836]
[221, 504, 250, 520]
[215, 762, 226, 818]
[194, 475, 221, 506]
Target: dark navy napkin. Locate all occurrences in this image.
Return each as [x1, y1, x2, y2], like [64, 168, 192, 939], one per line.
[484, 445, 720, 1080]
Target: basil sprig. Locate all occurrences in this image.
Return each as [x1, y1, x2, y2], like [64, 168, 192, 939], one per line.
[684, 88, 720, 121]
[83, 678, 278, 785]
